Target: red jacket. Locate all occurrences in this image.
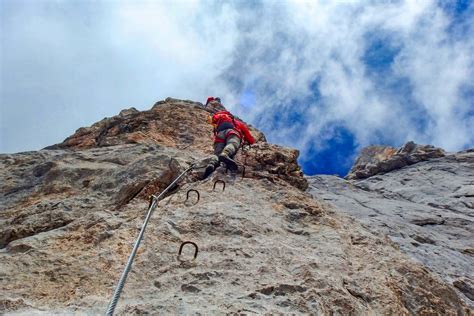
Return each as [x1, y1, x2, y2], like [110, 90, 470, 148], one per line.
[234, 120, 255, 145]
[211, 111, 255, 145]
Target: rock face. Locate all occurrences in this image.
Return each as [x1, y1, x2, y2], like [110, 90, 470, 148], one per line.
[308, 148, 474, 307]
[346, 141, 446, 180]
[0, 98, 471, 314]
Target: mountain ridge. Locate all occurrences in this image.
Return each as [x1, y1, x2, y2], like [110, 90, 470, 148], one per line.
[0, 98, 472, 314]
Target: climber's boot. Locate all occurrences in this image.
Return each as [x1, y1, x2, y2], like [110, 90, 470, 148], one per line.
[218, 153, 238, 171]
[202, 164, 215, 179]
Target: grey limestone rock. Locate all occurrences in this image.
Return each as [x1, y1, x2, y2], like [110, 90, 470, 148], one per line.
[0, 99, 470, 314]
[308, 149, 474, 307]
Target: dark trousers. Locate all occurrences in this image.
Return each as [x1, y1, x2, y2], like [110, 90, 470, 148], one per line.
[209, 129, 241, 168]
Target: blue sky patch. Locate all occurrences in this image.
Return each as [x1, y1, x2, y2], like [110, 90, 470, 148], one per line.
[300, 125, 357, 176]
[362, 32, 401, 74]
[239, 89, 256, 108]
[439, 0, 471, 16]
[438, 0, 473, 37]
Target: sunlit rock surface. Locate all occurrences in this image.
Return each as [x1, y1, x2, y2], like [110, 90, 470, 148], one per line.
[346, 141, 446, 180]
[0, 98, 470, 314]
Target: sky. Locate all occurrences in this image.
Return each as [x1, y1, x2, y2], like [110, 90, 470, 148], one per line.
[1, 0, 473, 176]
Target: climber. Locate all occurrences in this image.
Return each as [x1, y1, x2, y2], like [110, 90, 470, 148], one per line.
[205, 96, 225, 112]
[203, 97, 255, 179]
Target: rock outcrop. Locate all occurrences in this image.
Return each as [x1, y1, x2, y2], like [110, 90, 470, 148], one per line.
[308, 147, 474, 307]
[44, 97, 304, 191]
[0, 98, 471, 314]
[346, 141, 446, 180]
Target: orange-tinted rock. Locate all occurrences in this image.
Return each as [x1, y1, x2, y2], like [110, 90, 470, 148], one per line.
[47, 98, 302, 190]
[346, 141, 445, 179]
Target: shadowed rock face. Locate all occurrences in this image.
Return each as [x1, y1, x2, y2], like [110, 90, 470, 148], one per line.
[0, 98, 470, 314]
[308, 148, 474, 307]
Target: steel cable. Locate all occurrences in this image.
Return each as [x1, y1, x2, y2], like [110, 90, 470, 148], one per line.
[105, 164, 195, 315]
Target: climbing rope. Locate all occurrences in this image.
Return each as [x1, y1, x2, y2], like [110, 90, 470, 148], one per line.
[105, 164, 195, 316]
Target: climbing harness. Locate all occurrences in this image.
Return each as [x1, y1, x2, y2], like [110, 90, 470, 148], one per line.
[178, 241, 199, 261]
[105, 164, 195, 316]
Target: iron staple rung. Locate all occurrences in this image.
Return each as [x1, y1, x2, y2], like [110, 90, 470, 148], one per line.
[213, 180, 226, 191]
[185, 189, 200, 204]
[178, 241, 199, 260]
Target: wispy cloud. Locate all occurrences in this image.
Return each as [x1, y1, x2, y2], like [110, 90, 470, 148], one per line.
[218, 1, 474, 156]
[1, 0, 473, 175]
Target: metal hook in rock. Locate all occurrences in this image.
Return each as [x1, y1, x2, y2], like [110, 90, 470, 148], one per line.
[185, 189, 200, 205]
[178, 241, 199, 261]
[213, 180, 226, 191]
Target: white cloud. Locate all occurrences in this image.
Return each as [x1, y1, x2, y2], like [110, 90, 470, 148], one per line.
[211, 0, 474, 155]
[1, 0, 473, 160]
